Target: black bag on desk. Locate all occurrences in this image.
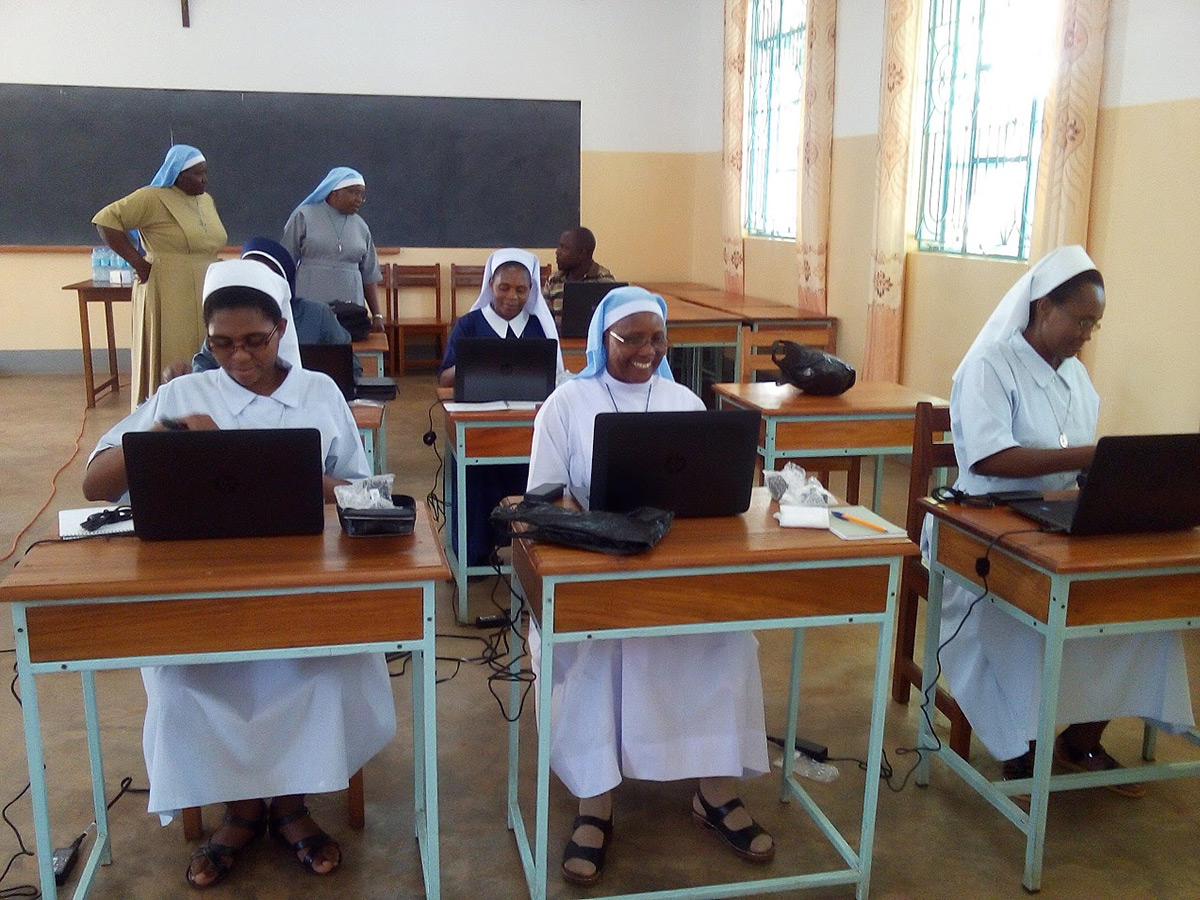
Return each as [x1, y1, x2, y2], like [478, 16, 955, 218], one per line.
[771, 340, 856, 395]
[330, 300, 371, 341]
[490, 501, 673, 556]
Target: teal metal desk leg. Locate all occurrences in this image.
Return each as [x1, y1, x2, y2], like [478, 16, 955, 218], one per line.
[781, 628, 806, 800]
[916, 524, 944, 787]
[871, 456, 885, 512]
[414, 582, 441, 900]
[81, 672, 112, 867]
[13, 607, 57, 899]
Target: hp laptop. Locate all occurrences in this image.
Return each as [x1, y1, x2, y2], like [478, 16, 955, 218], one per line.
[299, 343, 396, 402]
[587, 409, 760, 516]
[1008, 433, 1200, 535]
[123, 428, 326, 540]
[560, 281, 629, 339]
[453, 337, 557, 403]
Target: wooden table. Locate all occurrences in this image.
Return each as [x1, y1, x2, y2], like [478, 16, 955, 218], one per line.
[353, 331, 389, 377]
[351, 402, 387, 474]
[442, 402, 538, 622]
[714, 381, 948, 510]
[506, 488, 917, 900]
[63, 280, 131, 408]
[916, 499, 1200, 892]
[0, 506, 450, 899]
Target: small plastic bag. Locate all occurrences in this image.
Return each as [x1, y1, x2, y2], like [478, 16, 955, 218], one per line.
[335, 474, 395, 510]
[765, 463, 837, 507]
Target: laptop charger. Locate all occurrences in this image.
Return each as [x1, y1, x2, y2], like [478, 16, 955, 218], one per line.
[768, 735, 828, 762]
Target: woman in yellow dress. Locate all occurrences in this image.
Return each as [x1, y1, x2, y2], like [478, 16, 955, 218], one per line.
[94, 145, 227, 408]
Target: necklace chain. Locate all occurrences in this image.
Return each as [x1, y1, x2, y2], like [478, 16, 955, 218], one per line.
[604, 379, 653, 413]
[326, 206, 349, 253]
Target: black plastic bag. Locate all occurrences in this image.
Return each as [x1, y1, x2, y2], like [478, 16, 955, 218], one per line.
[771, 340, 856, 395]
[330, 300, 371, 341]
[490, 501, 673, 555]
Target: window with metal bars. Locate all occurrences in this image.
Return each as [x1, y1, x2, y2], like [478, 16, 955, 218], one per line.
[912, 0, 1056, 259]
[743, 0, 806, 239]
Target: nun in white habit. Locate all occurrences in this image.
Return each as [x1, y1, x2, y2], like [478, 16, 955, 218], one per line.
[526, 286, 773, 886]
[927, 244, 1194, 788]
[82, 259, 396, 888]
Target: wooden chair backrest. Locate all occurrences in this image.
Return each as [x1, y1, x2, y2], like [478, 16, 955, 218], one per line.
[906, 401, 955, 540]
[449, 264, 485, 322]
[391, 263, 443, 322]
[737, 322, 839, 383]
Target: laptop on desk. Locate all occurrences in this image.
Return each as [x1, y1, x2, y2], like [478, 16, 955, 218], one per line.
[559, 281, 628, 339]
[586, 409, 760, 516]
[453, 337, 557, 403]
[1008, 433, 1200, 535]
[123, 428, 326, 540]
[299, 343, 396, 402]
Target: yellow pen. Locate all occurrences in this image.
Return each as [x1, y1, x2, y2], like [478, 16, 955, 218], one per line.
[831, 510, 889, 533]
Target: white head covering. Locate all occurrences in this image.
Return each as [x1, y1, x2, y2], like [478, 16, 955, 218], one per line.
[469, 248, 563, 370]
[953, 244, 1098, 383]
[149, 145, 205, 188]
[577, 285, 674, 381]
[202, 259, 301, 370]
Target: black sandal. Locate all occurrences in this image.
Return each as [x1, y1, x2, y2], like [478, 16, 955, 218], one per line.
[561, 813, 613, 886]
[692, 791, 775, 863]
[269, 804, 341, 875]
[186, 801, 267, 889]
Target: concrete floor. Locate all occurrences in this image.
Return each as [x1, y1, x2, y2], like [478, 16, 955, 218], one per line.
[0, 369, 1198, 899]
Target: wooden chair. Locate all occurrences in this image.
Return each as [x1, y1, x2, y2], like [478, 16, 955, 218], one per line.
[539, 262, 551, 287]
[889, 401, 972, 758]
[449, 264, 485, 323]
[182, 770, 365, 840]
[738, 325, 861, 504]
[387, 263, 447, 376]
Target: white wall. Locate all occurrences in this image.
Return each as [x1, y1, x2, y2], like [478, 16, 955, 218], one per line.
[833, 0, 885, 138]
[1101, 0, 1200, 107]
[0, 0, 723, 153]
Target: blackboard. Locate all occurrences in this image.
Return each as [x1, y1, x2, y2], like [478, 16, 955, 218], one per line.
[0, 83, 580, 248]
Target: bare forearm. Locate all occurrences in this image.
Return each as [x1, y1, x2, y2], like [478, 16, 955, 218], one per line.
[363, 282, 384, 331]
[438, 366, 455, 388]
[972, 445, 1095, 479]
[82, 447, 129, 501]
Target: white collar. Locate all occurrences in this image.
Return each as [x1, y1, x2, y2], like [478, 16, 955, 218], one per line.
[216, 362, 301, 413]
[481, 304, 530, 338]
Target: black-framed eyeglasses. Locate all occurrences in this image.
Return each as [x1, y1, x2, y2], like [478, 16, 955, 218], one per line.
[208, 321, 280, 353]
[609, 331, 669, 352]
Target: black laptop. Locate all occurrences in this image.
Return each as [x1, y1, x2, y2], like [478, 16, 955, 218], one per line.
[560, 281, 628, 339]
[587, 409, 760, 516]
[1008, 433, 1200, 535]
[299, 343, 396, 402]
[453, 337, 558, 403]
[123, 428, 326, 540]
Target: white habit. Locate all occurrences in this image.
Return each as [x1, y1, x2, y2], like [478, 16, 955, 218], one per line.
[526, 370, 771, 798]
[90, 365, 397, 819]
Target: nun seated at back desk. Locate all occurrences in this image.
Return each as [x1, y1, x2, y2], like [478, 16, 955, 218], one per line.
[81, 260, 394, 889]
[438, 248, 564, 567]
[932, 244, 1194, 793]
[525, 286, 773, 886]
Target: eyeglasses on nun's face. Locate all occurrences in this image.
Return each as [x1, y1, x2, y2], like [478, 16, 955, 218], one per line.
[608, 330, 669, 352]
[208, 321, 280, 354]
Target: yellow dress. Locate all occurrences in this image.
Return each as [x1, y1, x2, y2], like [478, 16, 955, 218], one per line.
[93, 187, 227, 408]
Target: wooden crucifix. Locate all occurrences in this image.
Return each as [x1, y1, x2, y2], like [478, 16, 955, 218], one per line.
[181, 0, 190, 27]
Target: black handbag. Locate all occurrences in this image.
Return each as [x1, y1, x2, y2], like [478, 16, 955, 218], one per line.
[771, 340, 856, 395]
[490, 501, 673, 555]
[329, 300, 371, 341]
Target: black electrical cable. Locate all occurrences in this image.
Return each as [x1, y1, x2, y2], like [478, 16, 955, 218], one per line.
[423, 398, 446, 526]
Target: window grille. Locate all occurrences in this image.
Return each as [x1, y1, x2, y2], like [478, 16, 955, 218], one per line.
[743, 0, 806, 239]
[913, 0, 1056, 259]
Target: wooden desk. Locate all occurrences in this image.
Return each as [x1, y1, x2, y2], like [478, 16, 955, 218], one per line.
[660, 296, 743, 395]
[0, 506, 450, 899]
[917, 500, 1200, 892]
[63, 280, 131, 408]
[506, 488, 917, 900]
[352, 402, 387, 474]
[714, 381, 948, 510]
[442, 402, 538, 622]
[353, 332, 389, 377]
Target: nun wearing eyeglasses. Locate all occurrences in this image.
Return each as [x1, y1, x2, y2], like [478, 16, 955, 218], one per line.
[439, 248, 564, 567]
[82, 260, 394, 889]
[282, 167, 385, 329]
[931, 244, 1193, 793]
[93, 145, 227, 408]
[525, 287, 773, 886]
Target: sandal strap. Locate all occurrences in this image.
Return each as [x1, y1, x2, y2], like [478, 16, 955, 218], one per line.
[291, 830, 333, 867]
[570, 813, 613, 838]
[562, 838, 607, 870]
[188, 842, 235, 881]
[222, 809, 267, 834]
[694, 791, 746, 822]
[694, 791, 769, 850]
[268, 804, 312, 832]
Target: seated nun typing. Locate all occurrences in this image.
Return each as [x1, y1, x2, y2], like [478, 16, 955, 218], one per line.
[931, 244, 1194, 792]
[525, 286, 774, 886]
[438, 248, 564, 567]
[82, 260, 395, 888]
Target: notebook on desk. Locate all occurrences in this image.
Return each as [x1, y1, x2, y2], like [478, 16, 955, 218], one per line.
[299, 343, 396, 402]
[123, 428, 326, 540]
[586, 409, 760, 517]
[559, 281, 628, 339]
[453, 337, 557, 403]
[1008, 433, 1200, 535]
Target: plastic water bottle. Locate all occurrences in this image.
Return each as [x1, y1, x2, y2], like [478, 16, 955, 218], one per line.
[91, 247, 105, 283]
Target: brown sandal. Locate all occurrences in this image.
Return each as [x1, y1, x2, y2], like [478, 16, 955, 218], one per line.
[186, 801, 267, 889]
[269, 805, 341, 875]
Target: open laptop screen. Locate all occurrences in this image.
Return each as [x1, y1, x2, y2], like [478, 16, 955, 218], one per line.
[453, 337, 557, 403]
[588, 409, 760, 517]
[560, 281, 628, 339]
[123, 428, 325, 540]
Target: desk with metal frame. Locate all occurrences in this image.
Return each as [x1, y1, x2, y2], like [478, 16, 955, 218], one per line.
[916, 499, 1200, 892]
[0, 505, 449, 899]
[62, 280, 132, 408]
[506, 488, 917, 900]
[352, 401, 388, 475]
[353, 331, 389, 377]
[714, 382, 948, 511]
